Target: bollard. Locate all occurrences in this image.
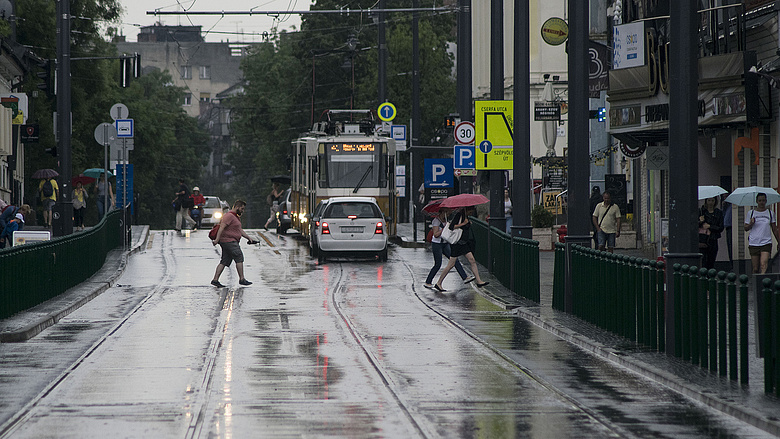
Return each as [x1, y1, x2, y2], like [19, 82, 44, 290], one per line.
[775, 285, 780, 396]
[656, 260, 666, 352]
[728, 273, 738, 381]
[739, 274, 749, 384]
[765, 279, 774, 393]
[648, 260, 658, 350]
[717, 271, 727, 377]
[673, 264, 683, 358]
[681, 265, 692, 361]
[697, 267, 708, 369]
[708, 268, 718, 372]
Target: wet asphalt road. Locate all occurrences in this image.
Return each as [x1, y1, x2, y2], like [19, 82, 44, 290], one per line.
[0, 230, 774, 438]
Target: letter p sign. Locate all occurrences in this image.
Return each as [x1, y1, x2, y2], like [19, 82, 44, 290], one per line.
[454, 144, 475, 169]
[424, 158, 454, 188]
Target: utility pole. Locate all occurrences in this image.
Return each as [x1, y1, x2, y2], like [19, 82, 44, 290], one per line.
[488, 0, 504, 236]
[564, 0, 591, 312]
[55, 0, 73, 236]
[665, 0, 701, 355]
[457, 0, 472, 195]
[378, 0, 387, 104]
[512, 0, 531, 241]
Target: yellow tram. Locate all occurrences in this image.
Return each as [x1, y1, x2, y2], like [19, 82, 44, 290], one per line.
[289, 110, 397, 239]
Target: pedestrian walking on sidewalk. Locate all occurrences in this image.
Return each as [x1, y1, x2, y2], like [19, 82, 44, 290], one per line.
[424, 208, 473, 290]
[745, 192, 779, 274]
[592, 191, 621, 253]
[698, 196, 724, 269]
[434, 206, 488, 291]
[72, 181, 88, 231]
[211, 199, 258, 287]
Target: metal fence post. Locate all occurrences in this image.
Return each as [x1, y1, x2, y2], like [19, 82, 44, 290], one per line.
[739, 274, 749, 384]
[717, 271, 727, 377]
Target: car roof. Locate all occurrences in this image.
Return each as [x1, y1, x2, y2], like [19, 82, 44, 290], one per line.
[326, 196, 377, 204]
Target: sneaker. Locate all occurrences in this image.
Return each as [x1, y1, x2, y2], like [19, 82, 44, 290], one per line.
[433, 284, 447, 292]
[463, 276, 476, 284]
[211, 280, 225, 287]
[423, 283, 435, 290]
[239, 279, 253, 286]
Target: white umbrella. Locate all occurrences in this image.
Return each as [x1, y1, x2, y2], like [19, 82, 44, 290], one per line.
[541, 81, 557, 156]
[724, 186, 780, 206]
[698, 185, 727, 200]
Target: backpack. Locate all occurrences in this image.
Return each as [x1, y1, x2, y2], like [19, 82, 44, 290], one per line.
[208, 211, 238, 240]
[42, 179, 54, 198]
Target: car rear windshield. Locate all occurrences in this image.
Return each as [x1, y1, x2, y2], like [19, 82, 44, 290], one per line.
[203, 198, 222, 208]
[324, 202, 381, 219]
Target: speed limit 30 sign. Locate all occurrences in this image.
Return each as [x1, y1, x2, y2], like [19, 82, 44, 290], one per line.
[455, 121, 475, 145]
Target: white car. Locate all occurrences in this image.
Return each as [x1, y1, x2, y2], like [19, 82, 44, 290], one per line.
[200, 196, 229, 227]
[315, 197, 388, 262]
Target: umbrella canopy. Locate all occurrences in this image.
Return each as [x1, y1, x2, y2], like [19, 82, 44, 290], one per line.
[71, 174, 96, 186]
[31, 169, 59, 179]
[439, 193, 490, 209]
[422, 199, 445, 216]
[83, 168, 114, 179]
[698, 185, 728, 200]
[270, 175, 291, 184]
[725, 186, 780, 206]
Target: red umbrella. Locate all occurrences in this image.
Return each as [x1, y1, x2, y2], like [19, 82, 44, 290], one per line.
[422, 199, 445, 216]
[71, 174, 95, 186]
[438, 193, 490, 209]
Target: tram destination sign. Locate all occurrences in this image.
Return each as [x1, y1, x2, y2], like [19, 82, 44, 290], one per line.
[327, 142, 379, 153]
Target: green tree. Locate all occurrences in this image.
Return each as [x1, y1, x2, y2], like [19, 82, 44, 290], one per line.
[15, 0, 210, 229]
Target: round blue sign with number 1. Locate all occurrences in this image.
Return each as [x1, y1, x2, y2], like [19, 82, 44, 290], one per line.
[377, 102, 397, 121]
[479, 140, 493, 153]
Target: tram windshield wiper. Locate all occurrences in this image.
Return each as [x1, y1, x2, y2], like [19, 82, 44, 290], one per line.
[353, 165, 373, 193]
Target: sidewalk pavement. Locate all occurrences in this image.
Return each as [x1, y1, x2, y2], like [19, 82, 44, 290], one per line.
[0, 226, 150, 342]
[394, 222, 780, 437]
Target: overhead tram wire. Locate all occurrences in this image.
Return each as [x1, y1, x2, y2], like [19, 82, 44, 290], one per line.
[147, 7, 455, 17]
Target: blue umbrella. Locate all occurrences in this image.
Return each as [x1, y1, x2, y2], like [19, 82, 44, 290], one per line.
[83, 168, 114, 179]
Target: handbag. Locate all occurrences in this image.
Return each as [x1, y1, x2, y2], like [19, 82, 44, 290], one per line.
[439, 223, 463, 244]
[208, 223, 220, 240]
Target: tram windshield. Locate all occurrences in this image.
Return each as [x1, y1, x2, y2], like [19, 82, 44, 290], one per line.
[322, 142, 385, 188]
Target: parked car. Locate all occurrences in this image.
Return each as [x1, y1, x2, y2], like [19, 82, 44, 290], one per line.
[276, 188, 292, 234]
[308, 199, 330, 257]
[201, 196, 229, 227]
[315, 197, 388, 262]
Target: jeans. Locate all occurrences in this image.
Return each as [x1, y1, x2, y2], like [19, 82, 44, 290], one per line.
[426, 241, 468, 284]
[597, 230, 616, 248]
[97, 199, 105, 219]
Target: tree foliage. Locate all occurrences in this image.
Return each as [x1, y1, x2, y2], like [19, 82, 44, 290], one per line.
[15, 0, 210, 229]
[226, 0, 457, 225]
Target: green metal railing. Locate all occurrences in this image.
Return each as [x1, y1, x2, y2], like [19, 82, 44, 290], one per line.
[552, 243, 566, 310]
[764, 279, 780, 396]
[672, 265, 749, 384]
[470, 218, 540, 302]
[0, 210, 122, 319]
[569, 246, 666, 347]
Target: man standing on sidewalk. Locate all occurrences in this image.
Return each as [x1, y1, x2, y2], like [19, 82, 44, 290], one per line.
[211, 199, 257, 287]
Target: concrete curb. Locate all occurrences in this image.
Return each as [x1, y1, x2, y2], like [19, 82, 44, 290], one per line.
[0, 226, 150, 343]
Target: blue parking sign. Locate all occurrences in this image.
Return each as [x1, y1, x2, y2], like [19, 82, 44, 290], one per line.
[424, 159, 453, 188]
[454, 144, 475, 169]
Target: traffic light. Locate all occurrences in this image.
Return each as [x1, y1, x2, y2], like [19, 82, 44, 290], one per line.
[444, 115, 457, 132]
[589, 107, 606, 122]
[36, 61, 54, 98]
[45, 146, 57, 157]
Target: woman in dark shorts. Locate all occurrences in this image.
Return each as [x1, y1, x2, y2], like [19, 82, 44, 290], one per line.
[745, 193, 780, 274]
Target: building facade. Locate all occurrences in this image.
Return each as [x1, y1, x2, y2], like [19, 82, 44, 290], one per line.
[115, 24, 250, 118]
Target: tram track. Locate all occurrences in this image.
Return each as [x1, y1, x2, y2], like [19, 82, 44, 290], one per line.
[0, 232, 178, 438]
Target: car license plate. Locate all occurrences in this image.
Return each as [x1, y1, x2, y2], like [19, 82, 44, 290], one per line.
[341, 226, 364, 233]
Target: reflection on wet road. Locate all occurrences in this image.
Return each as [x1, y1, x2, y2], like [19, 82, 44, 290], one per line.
[0, 230, 773, 438]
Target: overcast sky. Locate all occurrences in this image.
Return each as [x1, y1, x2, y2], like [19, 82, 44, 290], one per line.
[117, 0, 303, 42]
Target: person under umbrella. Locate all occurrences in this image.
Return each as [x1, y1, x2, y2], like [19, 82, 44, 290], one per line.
[94, 173, 115, 219]
[434, 206, 489, 291]
[745, 192, 780, 274]
[423, 208, 473, 290]
[72, 181, 89, 231]
[698, 197, 723, 270]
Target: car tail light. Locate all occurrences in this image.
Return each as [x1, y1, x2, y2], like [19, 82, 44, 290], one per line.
[375, 221, 384, 234]
[348, 215, 357, 219]
[322, 222, 330, 234]
[315, 220, 320, 227]
[282, 208, 288, 215]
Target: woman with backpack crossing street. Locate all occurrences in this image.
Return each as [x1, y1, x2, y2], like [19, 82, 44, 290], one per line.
[38, 178, 58, 228]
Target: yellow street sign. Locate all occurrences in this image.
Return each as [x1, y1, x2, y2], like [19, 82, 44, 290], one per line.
[475, 100, 513, 170]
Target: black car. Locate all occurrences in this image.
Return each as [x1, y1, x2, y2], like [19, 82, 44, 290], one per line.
[308, 199, 329, 257]
[276, 188, 292, 234]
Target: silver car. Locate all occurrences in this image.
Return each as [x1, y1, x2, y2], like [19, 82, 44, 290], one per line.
[315, 197, 388, 262]
[201, 196, 229, 227]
